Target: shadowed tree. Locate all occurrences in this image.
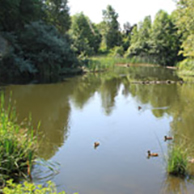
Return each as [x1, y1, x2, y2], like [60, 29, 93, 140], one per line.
[43, 0, 71, 33]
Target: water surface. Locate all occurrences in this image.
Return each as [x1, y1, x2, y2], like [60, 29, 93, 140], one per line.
[2, 66, 194, 194]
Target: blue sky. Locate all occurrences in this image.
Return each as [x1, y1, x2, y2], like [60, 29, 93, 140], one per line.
[68, 0, 176, 27]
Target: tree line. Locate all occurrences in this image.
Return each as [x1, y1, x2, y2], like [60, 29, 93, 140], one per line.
[0, 0, 193, 82]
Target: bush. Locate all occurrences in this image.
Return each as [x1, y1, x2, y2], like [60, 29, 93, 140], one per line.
[3, 180, 66, 194]
[0, 21, 81, 83]
[19, 21, 79, 77]
[109, 46, 124, 57]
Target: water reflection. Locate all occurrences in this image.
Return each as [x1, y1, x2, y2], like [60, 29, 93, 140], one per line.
[2, 66, 194, 193]
[3, 83, 72, 159]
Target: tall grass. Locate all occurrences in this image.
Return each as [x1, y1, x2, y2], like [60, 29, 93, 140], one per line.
[167, 144, 188, 177]
[0, 93, 38, 186]
[85, 56, 158, 72]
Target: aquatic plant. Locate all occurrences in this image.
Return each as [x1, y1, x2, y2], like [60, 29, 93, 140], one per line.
[2, 179, 67, 194]
[0, 93, 38, 186]
[167, 144, 188, 177]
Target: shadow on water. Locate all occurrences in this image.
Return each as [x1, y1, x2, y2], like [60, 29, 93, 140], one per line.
[1, 66, 194, 193]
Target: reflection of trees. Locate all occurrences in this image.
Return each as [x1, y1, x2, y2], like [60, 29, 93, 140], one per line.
[169, 83, 194, 150]
[2, 66, 189, 161]
[100, 78, 121, 115]
[129, 83, 180, 118]
[4, 83, 73, 160]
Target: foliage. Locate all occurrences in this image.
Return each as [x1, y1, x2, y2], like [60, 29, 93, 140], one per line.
[2, 180, 66, 194]
[0, 0, 42, 32]
[19, 21, 79, 76]
[125, 11, 181, 66]
[102, 5, 122, 49]
[0, 93, 37, 184]
[149, 10, 181, 66]
[43, 0, 71, 33]
[175, 0, 194, 58]
[0, 21, 80, 82]
[126, 16, 152, 58]
[167, 143, 188, 177]
[109, 46, 124, 57]
[69, 13, 101, 56]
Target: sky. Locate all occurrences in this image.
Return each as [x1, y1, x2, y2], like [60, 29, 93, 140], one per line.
[68, 0, 176, 27]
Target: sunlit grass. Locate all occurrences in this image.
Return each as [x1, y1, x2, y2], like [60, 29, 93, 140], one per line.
[2, 180, 69, 194]
[167, 144, 188, 177]
[85, 55, 158, 72]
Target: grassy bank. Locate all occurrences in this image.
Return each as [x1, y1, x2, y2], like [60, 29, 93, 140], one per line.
[0, 93, 37, 187]
[85, 56, 158, 72]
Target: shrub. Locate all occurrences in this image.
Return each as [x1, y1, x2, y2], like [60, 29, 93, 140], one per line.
[109, 46, 124, 57]
[3, 180, 66, 194]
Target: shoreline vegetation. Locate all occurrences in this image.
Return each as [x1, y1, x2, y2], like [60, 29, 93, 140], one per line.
[0, 93, 36, 187]
[0, 93, 68, 193]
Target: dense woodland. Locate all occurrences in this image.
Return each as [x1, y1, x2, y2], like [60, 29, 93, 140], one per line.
[0, 0, 193, 82]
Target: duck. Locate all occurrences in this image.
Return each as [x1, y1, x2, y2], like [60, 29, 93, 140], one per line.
[147, 150, 159, 157]
[164, 136, 173, 141]
[138, 106, 142, 110]
[94, 142, 100, 149]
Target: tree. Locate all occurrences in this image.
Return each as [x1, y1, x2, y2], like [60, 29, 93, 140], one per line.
[125, 11, 181, 66]
[150, 10, 181, 65]
[43, 0, 71, 33]
[69, 12, 101, 56]
[175, 0, 194, 58]
[102, 5, 121, 49]
[126, 16, 152, 57]
[0, 0, 42, 31]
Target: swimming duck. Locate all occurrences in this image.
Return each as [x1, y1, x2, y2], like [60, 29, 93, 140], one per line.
[147, 150, 159, 157]
[164, 136, 173, 141]
[94, 142, 100, 149]
[138, 106, 142, 110]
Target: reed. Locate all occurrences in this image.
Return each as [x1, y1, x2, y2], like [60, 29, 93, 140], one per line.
[167, 144, 188, 177]
[0, 93, 38, 186]
[85, 55, 157, 72]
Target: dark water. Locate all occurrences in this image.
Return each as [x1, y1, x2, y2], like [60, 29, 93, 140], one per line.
[2, 66, 194, 194]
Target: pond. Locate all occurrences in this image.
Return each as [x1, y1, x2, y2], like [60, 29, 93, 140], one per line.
[2, 66, 194, 194]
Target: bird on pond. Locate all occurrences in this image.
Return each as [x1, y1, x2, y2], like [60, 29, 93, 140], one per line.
[147, 150, 159, 158]
[164, 136, 173, 141]
[138, 106, 142, 110]
[94, 142, 100, 149]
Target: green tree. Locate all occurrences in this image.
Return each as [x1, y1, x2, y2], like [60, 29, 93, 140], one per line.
[0, 21, 79, 81]
[150, 10, 181, 65]
[102, 5, 121, 49]
[43, 0, 71, 33]
[126, 16, 152, 58]
[175, 0, 194, 58]
[69, 12, 101, 56]
[0, 0, 42, 31]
